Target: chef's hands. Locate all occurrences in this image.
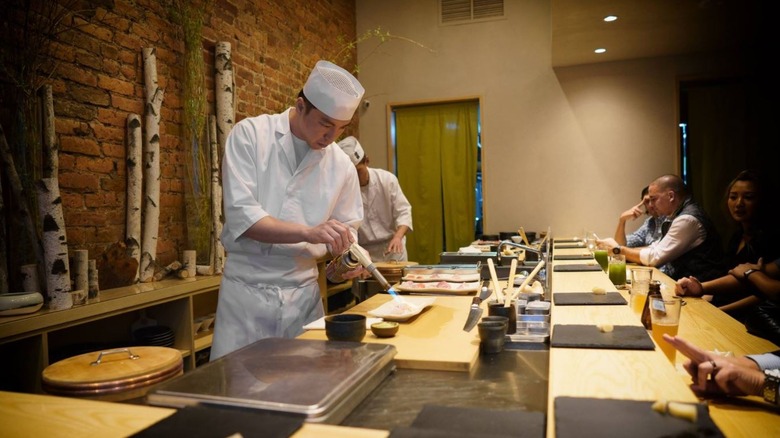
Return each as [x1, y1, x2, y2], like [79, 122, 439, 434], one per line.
[662, 335, 764, 398]
[675, 276, 704, 297]
[385, 236, 404, 257]
[343, 244, 372, 280]
[308, 220, 355, 256]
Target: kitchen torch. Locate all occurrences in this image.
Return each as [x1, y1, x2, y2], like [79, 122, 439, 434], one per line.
[348, 243, 394, 292]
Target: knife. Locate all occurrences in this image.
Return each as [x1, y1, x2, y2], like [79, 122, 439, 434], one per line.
[463, 282, 493, 332]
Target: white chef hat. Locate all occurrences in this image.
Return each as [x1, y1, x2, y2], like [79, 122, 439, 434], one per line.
[303, 60, 365, 121]
[337, 136, 365, 165]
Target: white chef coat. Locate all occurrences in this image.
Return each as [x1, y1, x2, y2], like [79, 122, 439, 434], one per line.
[211, 109, 363, 360]
[359, 167, 413, 261]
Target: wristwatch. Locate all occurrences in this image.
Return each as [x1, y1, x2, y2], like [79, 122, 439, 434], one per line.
[613, 246, 621, 255]
[762, 369, 780, 405]
[744, 268, 758, 280]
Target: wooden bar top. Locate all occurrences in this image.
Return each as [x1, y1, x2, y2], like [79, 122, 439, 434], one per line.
[0, 391, 388, 438]
[546, 254, 780, 438]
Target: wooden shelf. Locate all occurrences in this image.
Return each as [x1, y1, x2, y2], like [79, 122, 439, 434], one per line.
[0, 275, 221, 394]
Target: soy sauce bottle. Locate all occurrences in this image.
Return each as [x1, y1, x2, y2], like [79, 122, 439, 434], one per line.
[641, 280, 662, 329]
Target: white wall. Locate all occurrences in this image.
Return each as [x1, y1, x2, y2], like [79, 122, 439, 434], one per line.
[355, 0, 738, 240]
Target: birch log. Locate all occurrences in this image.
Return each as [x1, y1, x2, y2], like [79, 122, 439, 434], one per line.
[215, 42, 234, 158]
[140, 48, 164, 283]
[182, 250, 196, 278]
[126, 114, 143, 282]
[21, 264, 41, 293]
[41, 84, 58, 179]
[208, 115, 224, 274]
[88, 259, 99, 299]
[37, 178, 72, 310]
[71, 249, 88, 299]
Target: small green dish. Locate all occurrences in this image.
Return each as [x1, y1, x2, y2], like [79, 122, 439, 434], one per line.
[370, 321, 399, 338]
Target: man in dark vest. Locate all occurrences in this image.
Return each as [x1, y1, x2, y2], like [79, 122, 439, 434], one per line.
[604, 174, 725, 281]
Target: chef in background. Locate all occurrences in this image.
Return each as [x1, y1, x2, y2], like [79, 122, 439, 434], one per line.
[338, 136, 413, 261]
[211, 60, 366, 360]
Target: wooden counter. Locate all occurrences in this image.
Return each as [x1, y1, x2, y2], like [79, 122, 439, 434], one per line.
[546, 248, 780, 438]
[297, 294, 479, 372]
[0, 391, 388, 438]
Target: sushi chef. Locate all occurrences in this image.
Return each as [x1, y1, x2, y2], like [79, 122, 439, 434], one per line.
[211, 60, 367, 360]
[338, 136, 413, 261]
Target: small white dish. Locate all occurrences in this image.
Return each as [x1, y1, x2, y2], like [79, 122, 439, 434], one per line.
[368, 297, 436, 322]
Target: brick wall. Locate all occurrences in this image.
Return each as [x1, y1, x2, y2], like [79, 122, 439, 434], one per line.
[1, 0, 357, 280]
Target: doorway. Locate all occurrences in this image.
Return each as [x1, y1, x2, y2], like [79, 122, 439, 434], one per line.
[390, 99, 481, 265]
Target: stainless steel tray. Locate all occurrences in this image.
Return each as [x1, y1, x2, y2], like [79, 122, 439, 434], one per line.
[146, 338, 396, 424]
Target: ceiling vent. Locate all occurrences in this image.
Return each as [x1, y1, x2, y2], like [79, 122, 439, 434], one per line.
[440, 0, 504, 25]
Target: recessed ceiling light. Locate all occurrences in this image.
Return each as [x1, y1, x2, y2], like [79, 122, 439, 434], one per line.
[594, 48, 606, 54]
[604, 15, 618, 22]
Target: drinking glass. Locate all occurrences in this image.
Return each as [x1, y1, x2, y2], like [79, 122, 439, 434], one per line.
[649, 296, 682, 363]
[629, 267, 653, 317]
[608, 254, 626, 288]
[585, 231, 597, 253]
[593, 249, 608, 271]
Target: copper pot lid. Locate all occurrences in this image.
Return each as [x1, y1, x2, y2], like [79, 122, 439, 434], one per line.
[42, 346, 182, 391]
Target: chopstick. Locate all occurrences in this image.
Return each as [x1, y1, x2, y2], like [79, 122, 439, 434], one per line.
[505, 260, 545, 307]
[505, 258, 518, 305]
[518, 226, 530, 246]
[487, 258, 502, 303]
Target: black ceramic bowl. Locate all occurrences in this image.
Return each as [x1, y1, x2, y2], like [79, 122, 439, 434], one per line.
[325, 314, 366, 342]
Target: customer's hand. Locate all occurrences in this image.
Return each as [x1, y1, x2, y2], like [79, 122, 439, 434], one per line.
[620, 201, 645, 222]
[597, 237, 619, 251]
[662, 335, 764, 398]
[675, 277, 703, 297]
[729, 258, 763, 280]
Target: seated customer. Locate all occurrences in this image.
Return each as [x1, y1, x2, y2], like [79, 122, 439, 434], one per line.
[602, 174, 725, 281]
[677, 258, 780, 343]
[663, 334, 779, 404]
[677, 170, 780, 318]
[611, 185, 672, 275]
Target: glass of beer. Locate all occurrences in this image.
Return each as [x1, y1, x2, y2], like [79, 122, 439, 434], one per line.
[629, 267, 653, 317]
[649, 296, 682, 363]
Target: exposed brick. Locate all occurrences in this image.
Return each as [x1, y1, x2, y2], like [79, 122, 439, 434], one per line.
[97, 75, 135, 96]
[131, 22, 160, 43]
[55, 63, 98, 87]
[60, 136, 100, 156]
[76, 155, 116, 173]
[85, 191, 121, 208]
[69, 83, 110, 107]
[111, 94, 143, 113]
[75, 50, 104, 71]
[56, 118, 91, 136]
[74, 17, 114, 42]
[89, 121, 124, 142]
[59, 172, 100, 192]
[103, 143, 125, 159]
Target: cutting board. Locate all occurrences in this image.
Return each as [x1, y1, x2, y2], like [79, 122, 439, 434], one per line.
[298, 294, 478, 372]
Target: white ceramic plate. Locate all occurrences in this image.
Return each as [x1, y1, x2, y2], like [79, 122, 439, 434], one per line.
[368, 296, 436, 322]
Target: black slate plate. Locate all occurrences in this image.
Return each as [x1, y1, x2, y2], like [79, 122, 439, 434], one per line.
[554, 397, 724, 438]
[131, 405, 305, 438]
[553, 292, 627, 305]
[553, 254, 594, 260]
[554, 244, 585, 249]
[551, 324, 655, 350]
[553, 264, 603, 272]
[393, 405, 545, 438]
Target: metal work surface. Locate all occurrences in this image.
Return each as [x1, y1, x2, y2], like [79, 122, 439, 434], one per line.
[340, 348, 548, 430]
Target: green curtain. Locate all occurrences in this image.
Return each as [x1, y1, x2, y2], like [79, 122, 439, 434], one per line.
[395, 101, 478, 265]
